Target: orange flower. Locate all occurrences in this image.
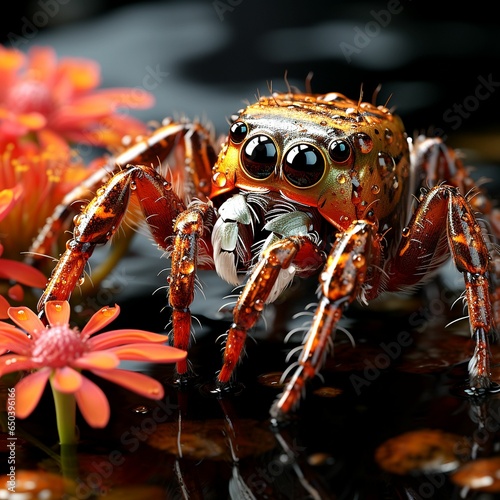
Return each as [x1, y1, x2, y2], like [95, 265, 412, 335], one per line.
[0, 186, 47, 318]
[0, 143, 98, 262]
[0, 45, 154, 155]
[0, 301, 186, 428]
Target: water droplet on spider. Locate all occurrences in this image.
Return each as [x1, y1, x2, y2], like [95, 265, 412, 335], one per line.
[77, 275, 85, 286]
[371, 184, 380, 194]
[337, 173, 348, 185]
[54, 303, 63, 312]
[213, 172, 227, 188]
[384, 128, 394, 144]
[353, 132, 373, 154]
[16, 309, 28, 321]
[254, 299, 265, 311]
[130, 181, 137, 191]
[353, 254, 366, 268]
[402, 226, 410, 237]
[180, 260, 194, 274]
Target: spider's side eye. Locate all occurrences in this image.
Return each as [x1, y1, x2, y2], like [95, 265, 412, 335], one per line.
[242, 135, 277, 179]
[283, 144, 325, 187]
[329, 139, 351, 164]
[229, 121, 248, 143]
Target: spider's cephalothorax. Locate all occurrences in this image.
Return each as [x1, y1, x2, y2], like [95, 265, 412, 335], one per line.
[33, 90, 500, 420]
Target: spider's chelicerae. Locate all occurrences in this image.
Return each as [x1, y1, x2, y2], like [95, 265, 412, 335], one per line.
[33, 89, 500, 420]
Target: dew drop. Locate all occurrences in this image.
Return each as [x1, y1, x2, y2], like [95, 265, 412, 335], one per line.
[254, 299, 265, 311]
[77, 276, 85, 286]
[353, 132, 373, 154]
[337, 173, 348, 185]
[384, 128, 394, 144]
[180, 259, 195, 275]
[132, 405, 151, 414]
[377, 152, 395, 178]
[213, 172, 227, 188]
[257, 372, 285, 387]
[130, 181, 137, 191]
[371, 184, 380, 194]
[100, 307, 115, 318]
[353, 254, 366, 268]
[402, 226, 410, 237]
[54, 303, 62, 312]
[16, 309, 28, 321]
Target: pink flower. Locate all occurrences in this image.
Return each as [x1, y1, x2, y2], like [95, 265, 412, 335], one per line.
[0, 45, 154, 155]
[0, 301, 186, 428]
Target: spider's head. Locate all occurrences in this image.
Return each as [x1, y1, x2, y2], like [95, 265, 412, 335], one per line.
[211, 92, 410, 229]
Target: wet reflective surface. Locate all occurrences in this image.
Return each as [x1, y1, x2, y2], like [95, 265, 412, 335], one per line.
[3, 278, 500, 499]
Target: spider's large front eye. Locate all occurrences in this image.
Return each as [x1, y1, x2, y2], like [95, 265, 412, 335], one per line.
[229, 121, 248, 143]
[283, 144, 325, 187]
[329, 139, 351, 164]
[242, 135, 277, 179]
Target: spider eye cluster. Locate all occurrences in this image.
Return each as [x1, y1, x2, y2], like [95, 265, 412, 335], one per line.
[229, 120, 353, 188]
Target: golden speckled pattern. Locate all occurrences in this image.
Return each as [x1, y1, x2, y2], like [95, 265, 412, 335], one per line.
[211, 92, 410, 230]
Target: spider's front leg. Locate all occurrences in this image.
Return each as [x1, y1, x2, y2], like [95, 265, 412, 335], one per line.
[270, 221, 382, 420]
[387, 184, 497, 393]
[37, 164, 186, 312]
[216, 234, 325, 386]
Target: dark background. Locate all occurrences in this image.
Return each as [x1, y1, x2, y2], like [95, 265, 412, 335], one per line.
[1, 0, 499, 164]
[2, 0, 499, 316]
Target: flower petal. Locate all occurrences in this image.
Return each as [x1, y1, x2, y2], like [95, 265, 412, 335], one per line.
[52, 366, 83, 393]
[107, 343, 187, 363]
[80, 305, 120, 338]
[15, 369, 51, 419]
[92, 368, 164, 400]
[88, 329, 169, 350]
[0, 355, 35, 376]
[0, 260, 47, 288]
[0, 324, 31, 352]
[72, 351, 119, 370]
[0, 295, 10, 319]
[8, 306, 44, 337]
[44, 300, 70, 327]
[74, 376, 110, 428]
[0, 186, 22, 221]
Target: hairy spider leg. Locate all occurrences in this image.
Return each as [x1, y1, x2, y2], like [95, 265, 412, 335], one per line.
[217, 235, 324, 385]
[270, 221, 382, 420]
[29, 121, 215, 265]
[387, 184, 495, 392]
[37, 164, 186, 311]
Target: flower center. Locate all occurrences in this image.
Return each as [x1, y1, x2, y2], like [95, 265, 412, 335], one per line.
[31, 324, 87, 368]
[6, 80, 53, 116]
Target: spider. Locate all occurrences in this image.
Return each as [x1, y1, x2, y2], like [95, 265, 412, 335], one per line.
[33, 88, 500, 420]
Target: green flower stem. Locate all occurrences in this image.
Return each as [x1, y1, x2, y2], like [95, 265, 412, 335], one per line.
[50, 378, 78, 446]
